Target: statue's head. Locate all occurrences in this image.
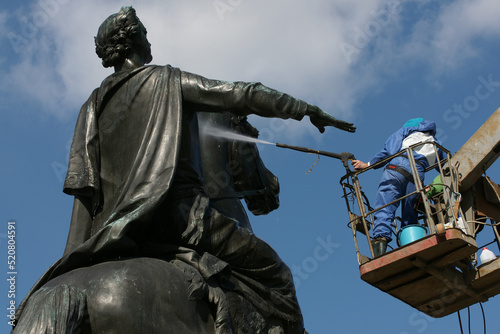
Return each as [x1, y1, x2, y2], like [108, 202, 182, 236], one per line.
[95, 6, 153, 68]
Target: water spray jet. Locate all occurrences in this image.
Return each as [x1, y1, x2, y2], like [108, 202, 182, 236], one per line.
[200, 121, 355, 169]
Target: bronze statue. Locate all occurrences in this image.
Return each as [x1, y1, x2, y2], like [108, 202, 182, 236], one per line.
[14, 6, 355, 334]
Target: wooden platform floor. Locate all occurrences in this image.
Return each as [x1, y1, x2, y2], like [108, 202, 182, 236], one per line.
[358, 229, 500, 318]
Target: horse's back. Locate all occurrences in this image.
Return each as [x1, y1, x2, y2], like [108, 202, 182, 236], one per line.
[14, 258, 215, 334]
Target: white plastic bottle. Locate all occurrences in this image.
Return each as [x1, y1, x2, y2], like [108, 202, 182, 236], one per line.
[480, 247, 497, 265]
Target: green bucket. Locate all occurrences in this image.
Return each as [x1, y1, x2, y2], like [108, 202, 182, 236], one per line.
[426, 175, 443, 199]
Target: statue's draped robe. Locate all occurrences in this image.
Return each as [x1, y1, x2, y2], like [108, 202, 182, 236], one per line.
[16, 65, 308, 330]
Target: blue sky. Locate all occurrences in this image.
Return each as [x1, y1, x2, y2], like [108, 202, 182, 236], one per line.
[2, 0, 500, 333]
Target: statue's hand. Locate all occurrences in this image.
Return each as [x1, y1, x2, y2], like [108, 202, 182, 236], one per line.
[306, 105, 356, 133]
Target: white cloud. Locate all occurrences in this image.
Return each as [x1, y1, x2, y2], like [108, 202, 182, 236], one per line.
[432, 0, 500, 65]
[3, 0, 500, 140]
[0, 11, 8, 38]
[2, 1, 383, 119]
[376, 0, 500, 76]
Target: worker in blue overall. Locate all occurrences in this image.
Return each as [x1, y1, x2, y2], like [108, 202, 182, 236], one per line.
[352, 118, 446, 257]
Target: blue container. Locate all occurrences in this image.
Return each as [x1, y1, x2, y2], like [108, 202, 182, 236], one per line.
[398, 225, 427, 246]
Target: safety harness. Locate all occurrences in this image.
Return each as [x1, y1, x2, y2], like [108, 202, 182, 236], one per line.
[385, 164, 415, 183]
[384, 156, 425, 184]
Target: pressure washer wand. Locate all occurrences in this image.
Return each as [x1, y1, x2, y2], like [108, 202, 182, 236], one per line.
[276, 143, 355, 170]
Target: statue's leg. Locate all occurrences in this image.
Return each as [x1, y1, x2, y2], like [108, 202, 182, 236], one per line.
[159, 195, 294, 281]
[206, 209, 306, 333]
[155, 195, 304, 333]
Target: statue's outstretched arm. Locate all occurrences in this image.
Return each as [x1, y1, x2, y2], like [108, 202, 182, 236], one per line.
[181, 71, 355, 133]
